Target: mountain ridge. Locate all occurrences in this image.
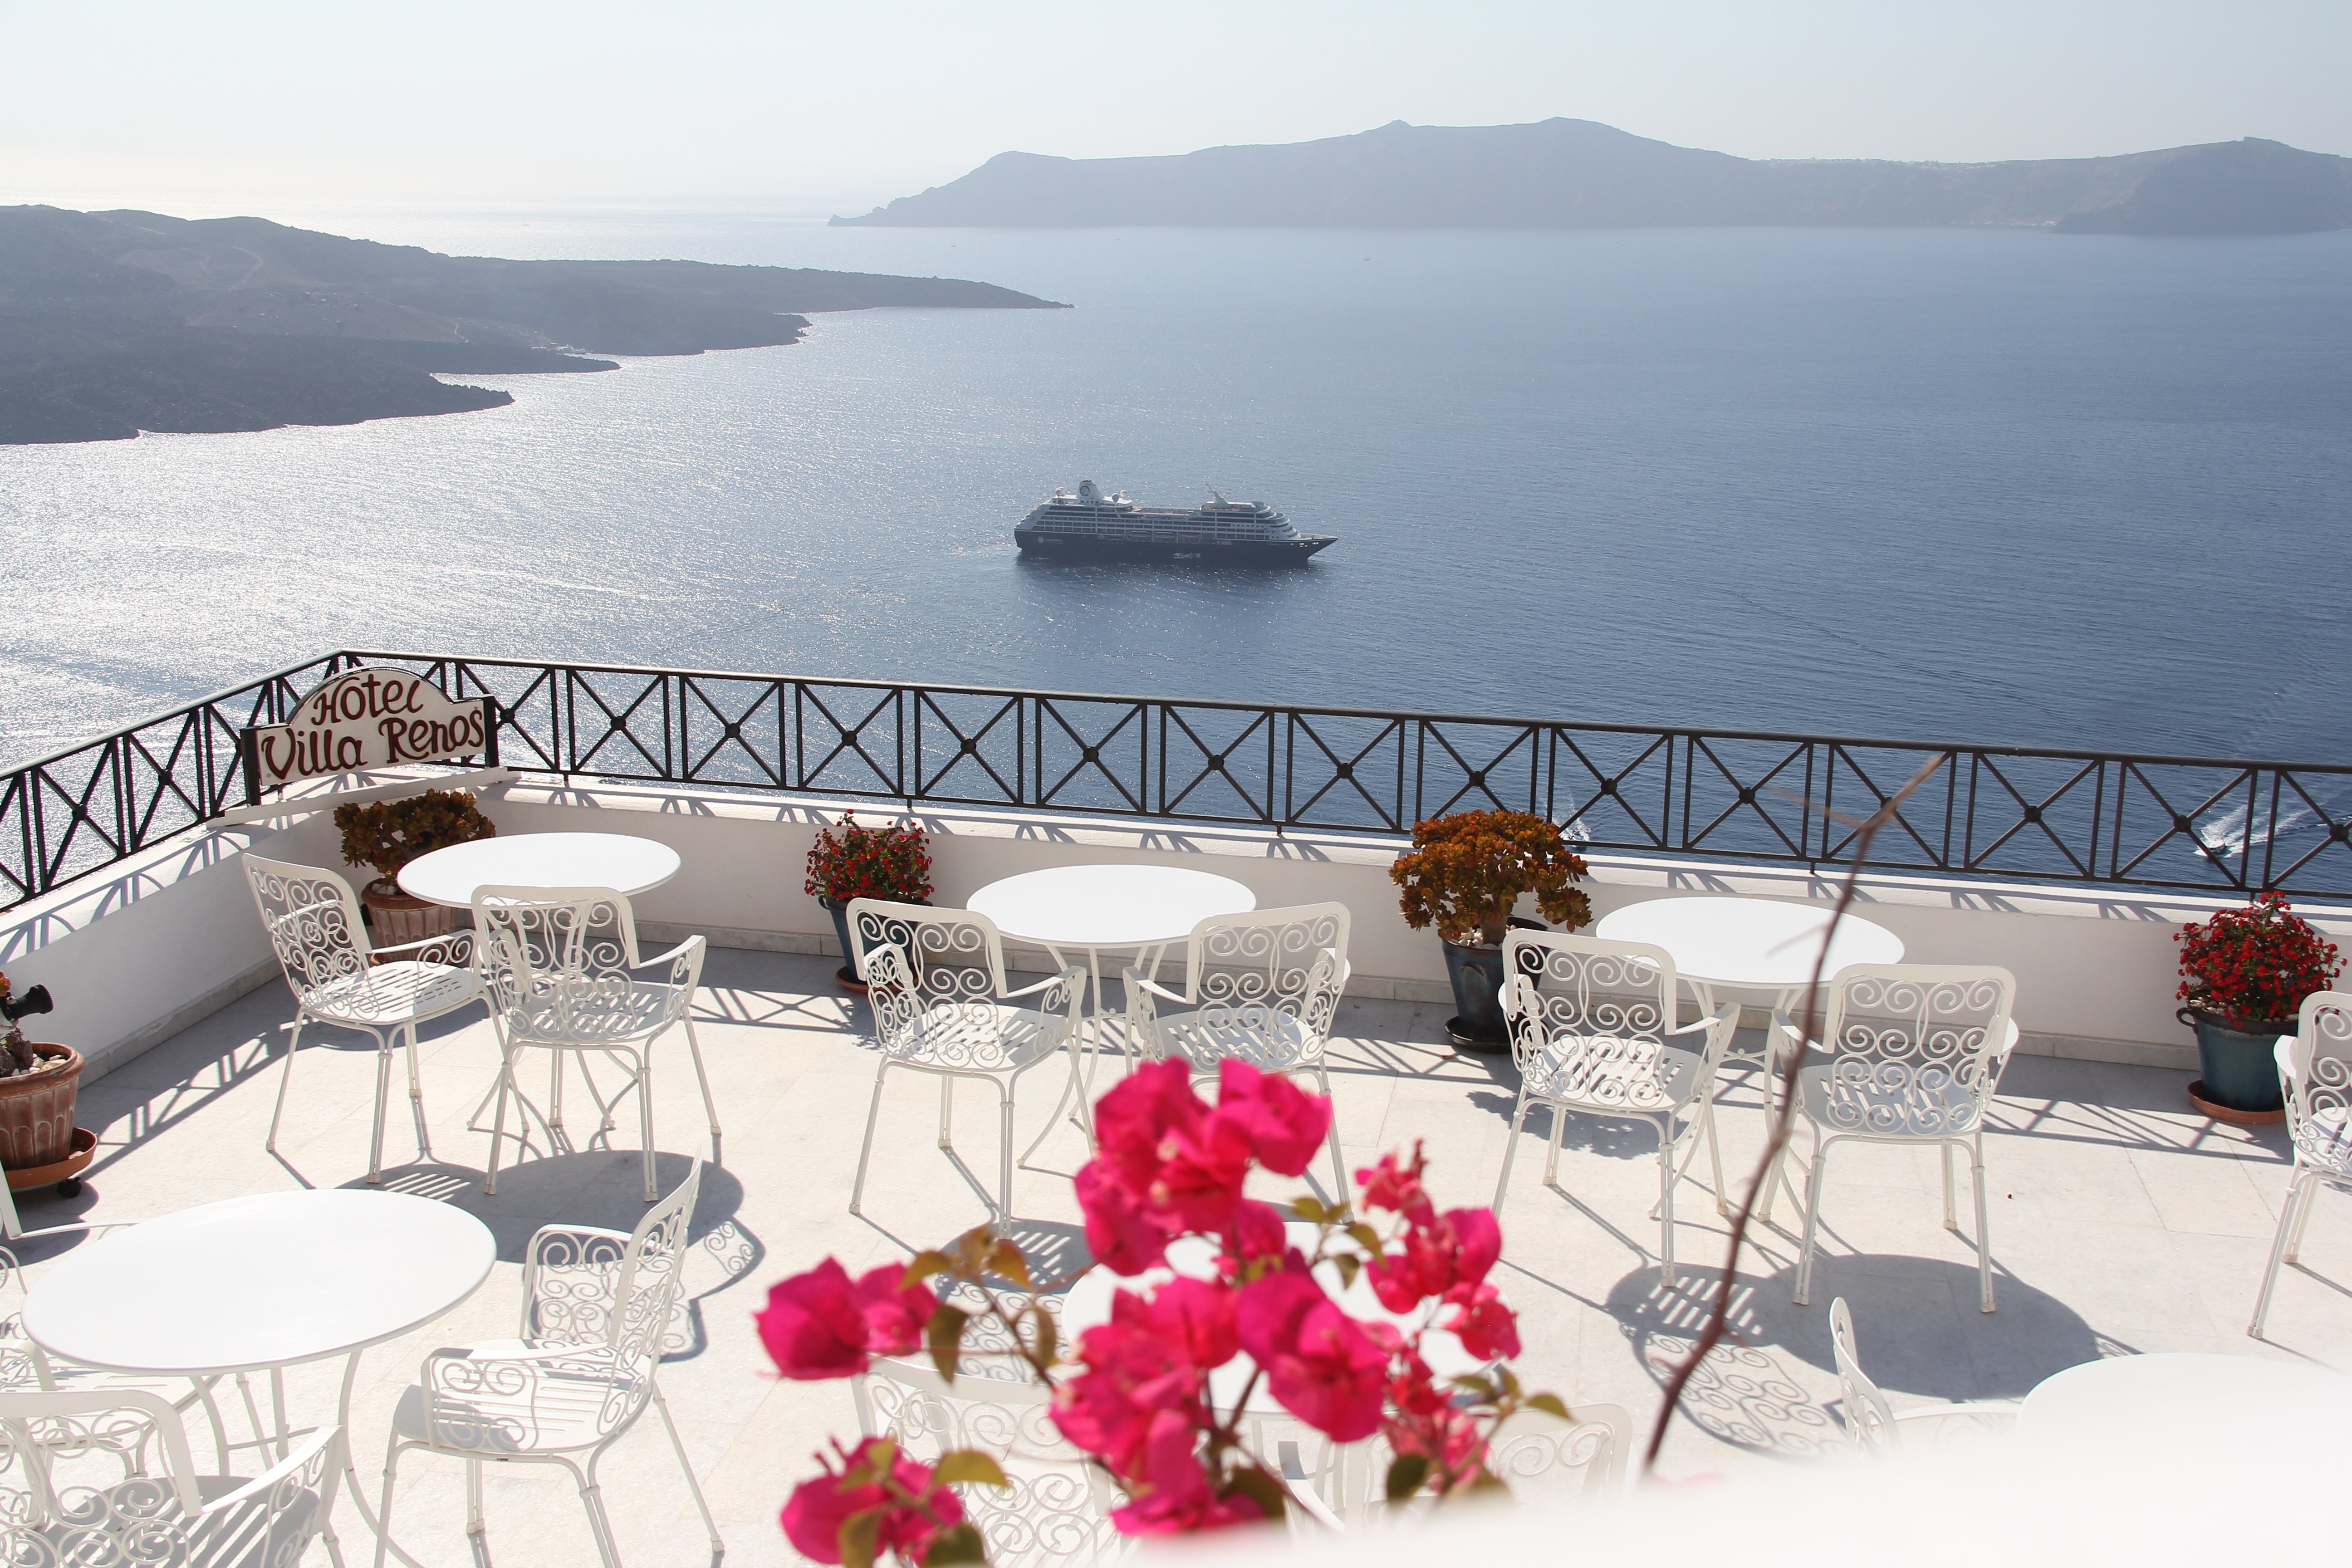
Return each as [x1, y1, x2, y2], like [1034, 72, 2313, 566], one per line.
[834, 118, 2352, 235]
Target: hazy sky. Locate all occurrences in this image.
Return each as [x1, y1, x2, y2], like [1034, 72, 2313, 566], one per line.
[4, 0, 2347, 218]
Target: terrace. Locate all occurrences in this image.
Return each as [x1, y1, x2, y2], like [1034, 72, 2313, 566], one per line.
[1, 652, 2348, 1564]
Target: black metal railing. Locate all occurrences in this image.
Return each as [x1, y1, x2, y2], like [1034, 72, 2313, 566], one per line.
[4, 647, 2349, 912]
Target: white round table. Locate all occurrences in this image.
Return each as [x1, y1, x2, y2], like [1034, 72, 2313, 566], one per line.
[2020, 1353, 2352, 1459]
[397, 831, 681, 906]
[968, 864, 1256, 951]
[1595, 896, 1905, 1008]
[1062, 1226, 1497, 1416]
[969, 863, 1256, 1127]
[25, 1190, 496, 1566]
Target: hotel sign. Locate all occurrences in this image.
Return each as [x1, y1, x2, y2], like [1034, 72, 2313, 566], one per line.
[240, 670, 499, 804]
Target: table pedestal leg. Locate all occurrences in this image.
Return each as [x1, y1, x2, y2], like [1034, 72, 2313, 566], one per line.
[334, 1348, 432, 1568]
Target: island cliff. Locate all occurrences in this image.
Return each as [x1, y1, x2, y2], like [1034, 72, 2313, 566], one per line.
[0, 206, 1069, 445]
[834, 119, 2352, 236]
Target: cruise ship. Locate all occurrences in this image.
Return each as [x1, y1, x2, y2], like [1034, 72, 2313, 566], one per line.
[1014, 481, 1337, 564]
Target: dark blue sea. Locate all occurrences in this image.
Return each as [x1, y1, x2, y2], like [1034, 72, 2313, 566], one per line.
[3, 218, 2347, 766]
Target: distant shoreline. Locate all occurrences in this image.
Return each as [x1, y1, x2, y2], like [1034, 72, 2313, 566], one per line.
[0, 205, 1068, 446]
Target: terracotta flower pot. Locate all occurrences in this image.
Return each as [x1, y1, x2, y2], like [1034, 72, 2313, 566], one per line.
[362, 881, 460, 957]
[0, 1044, 82, 1171]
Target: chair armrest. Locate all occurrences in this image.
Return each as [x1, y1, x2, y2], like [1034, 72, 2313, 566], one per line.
[633, 932, 706, 975]
[1119, 966, 1188, 1004]
[197, 1424, 343, 1519]
[1003, 965, 1088, 1004]
[371, 930, 475, 966]
[1668, 1002, 1740, 1037]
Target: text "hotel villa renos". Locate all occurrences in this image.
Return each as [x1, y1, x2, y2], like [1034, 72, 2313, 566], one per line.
[246, 671, 492, 789]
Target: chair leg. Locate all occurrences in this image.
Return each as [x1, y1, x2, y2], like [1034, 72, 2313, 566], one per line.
[938, 1075, 956, 1149]
[573, 1457, 624, 1568]
[1793, 1137, 1833, 1306]
[404, 1024, 433, 1163]
[2250, 1172, 2312, 1337]
[1656, 1116, 1678, 1288]
[485, 1044, 519, 1197]
[265, 1018, 306, 1154]
[998, 1082, 1016, 1226]
[1313, 1066, 1348, 1205]
[2287, 1171, 2320, 1262]
[1017, 1054, 1080, 1167]
[1941, 1144, 1959, 1231]
[637, 1046, 657, 1203]
[368, 1029, 395, 1186]
[1543, 1097, 1568, 1187]
[372, 1437, 406, 1568]
[653, 1382, 724, 1553]
[466, 1456, 485, 1535]
[849, 1061, 890, 1217]
[1970, 1134, 1995, 1312]
[1493, 1093, 1532, 1209]
[681, 1018, 723, 1164]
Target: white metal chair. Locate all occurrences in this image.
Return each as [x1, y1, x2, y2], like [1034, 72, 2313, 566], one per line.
[1771, 965, 2019, 1312]
[1338, 1403, 1630, 1522]
[245, 854, 487, 1186]
[376, 1160, 718, 1568]
[1493, 930, 1740, 1286]
[845, 901, 1087, 1225]
[1119, 902, 1353, 1200]
[853, 1357, 1121, 1566]
[1829, 1297, 2017, 1452]
[2250, 990, 2352, 1338]
[0, 1388, 342, 1567]
[470, 886, 720, 1203]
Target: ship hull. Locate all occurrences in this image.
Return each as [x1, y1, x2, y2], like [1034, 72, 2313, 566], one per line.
[1015, 532, 1335, 564]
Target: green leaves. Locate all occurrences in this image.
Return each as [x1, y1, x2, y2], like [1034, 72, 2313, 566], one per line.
[837, 1509, 882, 1568]
[1384, 1452, 1430, 1504]
[1224, 1465, 1289, 1522]
[932, 1450, 1010, 1489]
[1021, 1303, 1058, 1369]
[985, 1237, 1030, 1289]
[1524, 1392, 1572, 1421]
[926, 1304, 971, 1383]
[921, 1523, 988, 1567]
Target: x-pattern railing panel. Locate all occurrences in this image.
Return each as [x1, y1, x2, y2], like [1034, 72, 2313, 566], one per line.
[1035, 699, 1148, 816]
[3, 649, 2350, 914]
[1681, 736, 1816, 862]
[913, 691, 1024, 806]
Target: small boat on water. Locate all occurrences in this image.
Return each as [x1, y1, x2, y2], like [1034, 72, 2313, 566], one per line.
[1014, 480, 1337, 564]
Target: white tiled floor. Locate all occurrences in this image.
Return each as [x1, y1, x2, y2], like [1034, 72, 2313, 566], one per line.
[12, 948, 2347, 1565]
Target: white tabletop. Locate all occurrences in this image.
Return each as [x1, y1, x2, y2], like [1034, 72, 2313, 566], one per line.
[1063, 1226, 1493, 1413]
[24, 1190, 497, 1375]
[1595, 896, 1904, 992]
[397, 831, 682, 907]
[966, 864, 1255, 949]
[2020, 1353, 2352, 1456]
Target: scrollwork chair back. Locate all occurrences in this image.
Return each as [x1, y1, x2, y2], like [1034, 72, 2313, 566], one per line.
[853, 1359, 1120, 1568]
[470, 886, 716, 1203]
[1340, 1403, 1628, 1524]
[1493, 930, 1739, 1286]
[1119, 903, 1352, 1200]
[1784, 964, 2019, 1313]
[245, 852, 483, 1186]
[0, 1389, 341, 1567]
[2251, 991, 2352, 1337]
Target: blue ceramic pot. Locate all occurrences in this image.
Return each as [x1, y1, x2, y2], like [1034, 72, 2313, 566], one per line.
[2179, 1007, 2290, 1114]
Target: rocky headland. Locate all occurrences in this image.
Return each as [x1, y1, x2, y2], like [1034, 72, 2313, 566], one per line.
[0, 206, 1068, 445]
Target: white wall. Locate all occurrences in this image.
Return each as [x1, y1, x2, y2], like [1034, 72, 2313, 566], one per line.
[5, 770, 2345, 1082]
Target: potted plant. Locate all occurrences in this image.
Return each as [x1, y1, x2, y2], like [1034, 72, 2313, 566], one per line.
[0, 975, 85, 1188]
[2176, 891, 2343, 1122]
[1391, 808, 1593, 1052]
[334, 788, 497, 947]
[804, 812, 933, 993]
